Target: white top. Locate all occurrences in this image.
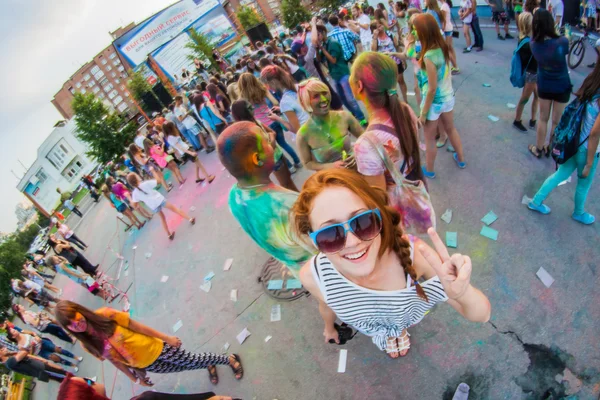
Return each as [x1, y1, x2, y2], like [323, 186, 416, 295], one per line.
[280, 90, 310, 127]
[23, 279, 42, 293]
[460, 0, 473, 23]
[58, 224, 73, 239]
[440, 1, 453, 32]
[549, 0, 564, 27]
[167, 135, 190, 156]
[358, 14, 372, 46]
[284, 59, 299, 74]
[131, 180, 165, 211]
[134, 134, 146, 149]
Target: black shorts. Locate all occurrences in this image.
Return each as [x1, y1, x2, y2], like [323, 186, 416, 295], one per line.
[538, 89, 571, 103]
[492, 10, 508, 25]
[397, 61, 406, 74]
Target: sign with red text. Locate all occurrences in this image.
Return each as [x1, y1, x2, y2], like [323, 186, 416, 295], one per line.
[115, 0, 220, 66]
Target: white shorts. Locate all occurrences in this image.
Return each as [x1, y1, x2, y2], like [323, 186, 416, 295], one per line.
[425, 97, 455, 121]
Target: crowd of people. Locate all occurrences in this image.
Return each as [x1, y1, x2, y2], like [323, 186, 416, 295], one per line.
[2, 0, 599, 398]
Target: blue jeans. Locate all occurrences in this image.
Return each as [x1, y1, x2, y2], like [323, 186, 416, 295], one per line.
[179, 125, 201, 150]
[42, 323, 73, 343]
[40, 338, 75, 366]
[334, 75, 365, 121]
[533, 147, 599, 215]
[471, 15, 484, 48]
[270, 122, 300, 165]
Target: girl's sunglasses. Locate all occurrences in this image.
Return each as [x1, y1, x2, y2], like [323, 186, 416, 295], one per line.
[309, 209, 382, 254]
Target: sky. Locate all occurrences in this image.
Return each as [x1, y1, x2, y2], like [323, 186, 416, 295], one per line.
[0, 0, 173, 232]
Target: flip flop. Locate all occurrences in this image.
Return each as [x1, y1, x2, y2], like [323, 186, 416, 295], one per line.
[229, 354, 243, 380]
[207, 365, 218, 384]
[436, 137, 448, 148]
[528, 144, 542, 158]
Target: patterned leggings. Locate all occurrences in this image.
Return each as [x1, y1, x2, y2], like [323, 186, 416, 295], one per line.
[145, 343, 230, 374]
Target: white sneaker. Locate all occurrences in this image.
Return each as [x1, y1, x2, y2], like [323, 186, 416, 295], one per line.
[289, 165, 297, 174]
[73, 366, 79, 372]
[77, 356, 83, 362]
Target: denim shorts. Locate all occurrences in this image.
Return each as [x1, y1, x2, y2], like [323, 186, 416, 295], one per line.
[153, 200, 167, 213]
[525, 72, 537, 84]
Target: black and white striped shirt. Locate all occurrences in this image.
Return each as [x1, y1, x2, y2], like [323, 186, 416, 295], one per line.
[311, 237, 448, 351]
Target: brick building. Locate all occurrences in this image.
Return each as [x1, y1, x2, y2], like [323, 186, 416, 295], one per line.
[51, 43, 136, 120]
[225, 0, 282, 27]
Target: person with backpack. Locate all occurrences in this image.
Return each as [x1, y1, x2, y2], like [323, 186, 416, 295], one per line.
[511, 12, 539, 132]
[528, 9, 572, 158]
[527, 62, 600, 224]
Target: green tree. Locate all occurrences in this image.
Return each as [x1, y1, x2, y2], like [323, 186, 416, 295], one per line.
[237, 5, 263, 29]
[127, 66, 166, 111]
[281, 0, 312, 29]
[72, 93, 137, 164]
[36, 210, 50, 228]
[318, 0, 344, 13]
[185, 28, 217, 70]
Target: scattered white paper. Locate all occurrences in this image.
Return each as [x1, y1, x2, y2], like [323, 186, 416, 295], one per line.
[223, 258, 233, 271]
[230, 289, 238, 302]
[521, 195, 533, 205]
[222, 342, 230, 352]
[132, 245, 137, 250]
[172, 320, 183, 333]
[264, 335, 272, 343]
[190, 206, 196, 211]
[558, 176, 572, 186]
[236, 328, 251, 344]
[506, 103, 516, 109]
[338, 349, 348, 373]
[407, 91, 415, 96]
[441, 209, 453, 224]
[160, 275, 169, 283]
[124, 270, 129, 277]
[221, 167, 226, 171]
[488, 115, 500, 122]
[536, 267, 555, 288]
[199, 281, 212, 293]
[270, 304, 281, 322]
[144, 252, 152, 259]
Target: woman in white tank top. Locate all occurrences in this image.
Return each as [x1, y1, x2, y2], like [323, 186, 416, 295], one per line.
[292, 169, 491, 358]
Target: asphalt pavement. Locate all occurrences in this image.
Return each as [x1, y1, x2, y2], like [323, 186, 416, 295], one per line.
[30, 27, 600, 400]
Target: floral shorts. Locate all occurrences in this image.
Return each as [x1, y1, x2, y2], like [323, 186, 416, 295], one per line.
[525, 72, 537, 84]
[492, 11, 509, 25]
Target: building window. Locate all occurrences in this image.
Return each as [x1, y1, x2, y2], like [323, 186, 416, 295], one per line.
[114, 96, 123, 105]
[83, 73, 91, 81]
[111, 72, 117, 78]
[118, 103, 128, 112]
[112, 60, 120, 66]
[99, 77, 109, 86]
[109, 52, 117, 60]
[46, 139, 74, 170]
[94, 70, 104, 80]
[118, 66, 125, 72]
[61, 158, 85, 182]
[108, 90, 117, 100]
[69, 87, 74, 94]
[75, 82, 82, 88]
[91, 65, 100, 74]
[35, 169, 48, 184]
[124, 91, 129, 97]
[88, 80, 96, 86]
[103, 83, 113, 92]
[106, 65, 112, 71]
[80, 88, 86, 94]
[115, 79, 121, 84]
[99, 93, 106, 99]
[101, 59, 107, 65]
[93, 86, 100, 94]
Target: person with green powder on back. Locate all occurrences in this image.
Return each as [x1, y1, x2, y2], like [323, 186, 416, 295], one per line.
[217, 121, 314, 275]
[296, 79, 364, 171]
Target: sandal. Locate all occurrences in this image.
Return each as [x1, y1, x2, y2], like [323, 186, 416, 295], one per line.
[385, 337, 400, 359]
[229, 354, 243, 380]
[207, 175, 215, 183]
[543, 145, 551, 158]
[189, 218, 196, 225]
[397, 331, 411, 357]
[168, 232, 175, 240]
[196, 178, 205, 183]
[436, 136, 448, 148]
[207, 365, 218, 384]
[528, 144, 542, 158]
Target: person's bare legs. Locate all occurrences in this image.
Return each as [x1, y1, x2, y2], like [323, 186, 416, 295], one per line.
[197, 133, 210, 150]
[194, 159, 215, 182]
[505, 21, 510, 36]
[536, 98, 552, 151]
[133, 203, 153, 219]
[549, 100, 568, 147]
[463, 25, 472, 48]
[167, 161, 185, 184]
[515, 82, 535, 121]
[274, 163, 299, 192]
[397, 73, 409, 104]
[157, 210, 172, 237]
[44, 284, 61, 293]
[163, 202, 193, 221]
[446, 36, 458, 68]
[423, 119, 440, 172]
[124, 208, 143, 228]
[150, 167, 169, 191]
[531, 85, 539, 122]
[439, 110, 465, 162]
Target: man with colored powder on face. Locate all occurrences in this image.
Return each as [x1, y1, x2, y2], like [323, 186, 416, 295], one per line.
[315, 20, 367, 127]
[217, 122, 314, 275]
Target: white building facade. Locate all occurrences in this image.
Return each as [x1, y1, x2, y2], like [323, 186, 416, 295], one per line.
[16, 120, 98, 216]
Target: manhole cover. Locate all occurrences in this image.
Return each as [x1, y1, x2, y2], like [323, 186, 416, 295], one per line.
[258, 257, 308, 301]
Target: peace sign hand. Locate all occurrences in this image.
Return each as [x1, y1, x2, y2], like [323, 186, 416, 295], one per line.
[418, 228, 472, 300]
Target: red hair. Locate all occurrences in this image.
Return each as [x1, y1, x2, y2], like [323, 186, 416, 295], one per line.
[413, 13, 450, 69]
[57, 373, 110, 400]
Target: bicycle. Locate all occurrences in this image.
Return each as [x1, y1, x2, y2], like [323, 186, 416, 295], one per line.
[567, 28, 600, 69]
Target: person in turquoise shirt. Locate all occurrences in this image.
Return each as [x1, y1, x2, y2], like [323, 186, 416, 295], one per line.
[217, 121, 314, 274]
